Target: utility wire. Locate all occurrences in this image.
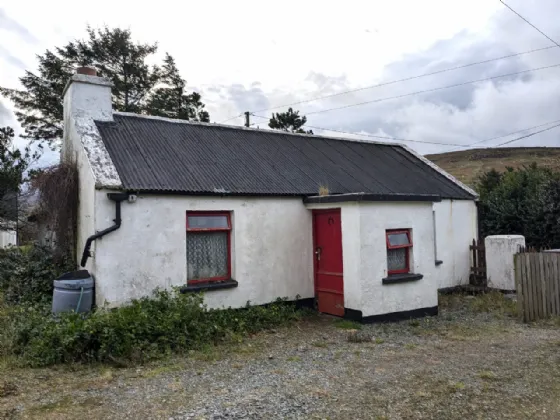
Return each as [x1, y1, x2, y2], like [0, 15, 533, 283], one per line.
[494, 122, 560, 147]
[301, 63, 560, 116]
[250, 114, 470, 147]
[499, 1, 560, 48]
[448, 118, 560, 151]
[252, 45, 558, 114]
[218, 113, 243, 124]
[251, 113, 560, 149]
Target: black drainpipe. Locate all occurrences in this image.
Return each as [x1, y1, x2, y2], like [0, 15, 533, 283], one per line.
[80, 192, 129, 267]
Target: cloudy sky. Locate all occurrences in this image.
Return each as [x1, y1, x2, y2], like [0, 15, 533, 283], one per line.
[1, 0, 560, 157]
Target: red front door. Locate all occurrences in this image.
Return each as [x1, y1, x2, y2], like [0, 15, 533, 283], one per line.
[313, 209, 344, 316]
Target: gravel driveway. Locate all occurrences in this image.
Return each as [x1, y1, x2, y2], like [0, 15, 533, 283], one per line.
[1, 294, 560, 419]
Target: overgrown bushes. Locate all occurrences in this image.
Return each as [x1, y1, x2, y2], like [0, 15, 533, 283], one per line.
[477, 164, 560, 249]
[0, 245, 73, 304]
[0, 289, 305, 367]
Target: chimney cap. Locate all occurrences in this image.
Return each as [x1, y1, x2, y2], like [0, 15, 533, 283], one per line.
[76, 66, 97, 76]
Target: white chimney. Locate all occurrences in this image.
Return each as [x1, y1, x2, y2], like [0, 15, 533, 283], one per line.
[62, 67, 113, 159]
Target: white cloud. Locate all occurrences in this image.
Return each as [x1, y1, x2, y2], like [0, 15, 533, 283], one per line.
[1, 0, 560, 159]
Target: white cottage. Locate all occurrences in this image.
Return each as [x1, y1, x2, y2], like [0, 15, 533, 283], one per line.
[63, 67, 478, 322]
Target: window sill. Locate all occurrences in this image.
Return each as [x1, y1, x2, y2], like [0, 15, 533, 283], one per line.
[382, 273, 423, 285]
[435, 260, 443, 266]
[180, 279, 239, 293]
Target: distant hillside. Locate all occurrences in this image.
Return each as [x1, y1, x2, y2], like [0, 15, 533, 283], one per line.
[426, 147, 560, 188]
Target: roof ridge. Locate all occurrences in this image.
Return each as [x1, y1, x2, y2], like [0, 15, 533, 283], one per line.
[112, 111, 400, 148]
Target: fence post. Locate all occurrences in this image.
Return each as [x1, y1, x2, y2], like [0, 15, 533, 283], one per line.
[514, 254, 524, 321]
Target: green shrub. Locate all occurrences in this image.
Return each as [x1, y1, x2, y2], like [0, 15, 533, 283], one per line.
[477, 164, 560, 249]
[0, 245, 74, 304]
[1, 289, 304, 367]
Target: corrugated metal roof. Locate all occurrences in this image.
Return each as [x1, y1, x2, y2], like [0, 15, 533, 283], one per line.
[95, 114, 475, 200]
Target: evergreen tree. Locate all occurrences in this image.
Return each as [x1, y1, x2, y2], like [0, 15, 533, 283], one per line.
[268, 108, 313, 134]
[145, 54, 209, 122]
[0, 26, 210, 148]
[0, 126, 36, 220]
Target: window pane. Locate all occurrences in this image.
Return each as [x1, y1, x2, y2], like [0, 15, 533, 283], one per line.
[187, 231, 228, 280]
[387, 248, 407, 272]
[387, 232, 410, 247]
[187, 215, 229, 229]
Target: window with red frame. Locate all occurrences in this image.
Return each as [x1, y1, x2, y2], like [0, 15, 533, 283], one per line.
[386, 229, 412, 275]
[186, 212, 231, 284]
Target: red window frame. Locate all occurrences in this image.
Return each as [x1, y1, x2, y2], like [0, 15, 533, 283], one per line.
[186, 211, 232, 284]
[386, 229, 412, 275]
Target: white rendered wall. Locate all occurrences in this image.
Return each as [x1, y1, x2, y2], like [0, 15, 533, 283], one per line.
[62, 73, 119, 273]
[432, 200, 478, 288]
[358, 202, 438, 317]
[92, 193, 314, 308]
[485, 235, 525, 290]
[305, 201, 441, 318]
[0, 230, 16, 248]
[65, 117, 97, 273]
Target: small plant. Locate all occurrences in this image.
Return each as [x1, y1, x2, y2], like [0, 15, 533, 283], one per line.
[334, 319, 362, 330]
[311, 341, 328, 348]
[318, 185, 330, 196]
[375, 337, 385, 344]
[449, 382, 466, 393]
[479, 370, 497, 380]
[347, 330, 372, 343]
[405, 343, 417, 350]
[287, 356, 302, 362]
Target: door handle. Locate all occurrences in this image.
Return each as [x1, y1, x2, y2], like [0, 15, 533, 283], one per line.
[315, 247, 322, 261]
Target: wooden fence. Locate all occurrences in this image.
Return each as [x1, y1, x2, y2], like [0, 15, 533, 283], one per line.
[469, 239, 487, 287]
[514, 251, 560, 322]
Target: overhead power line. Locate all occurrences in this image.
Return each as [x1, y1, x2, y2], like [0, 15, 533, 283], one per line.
[252, 45, 558, 114]
[494, 122, 560, 147]
[249, 114, 468, 146]
[450, 118, 560, 151]
[251, 113, 560, 150]
[218, 113, 243, 124]
[301, 63, 560, 116]
[499, 1, 560, 48]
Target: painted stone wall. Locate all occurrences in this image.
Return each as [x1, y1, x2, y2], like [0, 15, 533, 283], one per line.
[433, 200, 478, 289]
[485, 235, 525, 290]
[91, 192, 315, 308]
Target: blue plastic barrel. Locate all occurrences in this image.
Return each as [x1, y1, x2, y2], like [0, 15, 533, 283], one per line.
[52, 270, 94, 313]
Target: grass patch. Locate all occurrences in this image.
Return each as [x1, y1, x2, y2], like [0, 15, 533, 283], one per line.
[311, 341, 328, 348]
[405, 343, 417, 350]
[479, 370, 498, 380]
[347, 330, 372, 343]
[449, 381, 466, 393]
[375, 337, 385, 344]
[287, 356, 302, 362]
[141, 363, 184, 378]
[334, 319, 362, 330]
[469, 291, 518, 317]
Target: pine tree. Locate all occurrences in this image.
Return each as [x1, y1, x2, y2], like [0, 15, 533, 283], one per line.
[0, 26, 210, 148]
[145, 54, 209, 122]
[268, 108, 313, 134]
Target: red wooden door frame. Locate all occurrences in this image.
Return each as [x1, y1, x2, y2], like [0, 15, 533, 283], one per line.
[312, 209, 344, 316]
